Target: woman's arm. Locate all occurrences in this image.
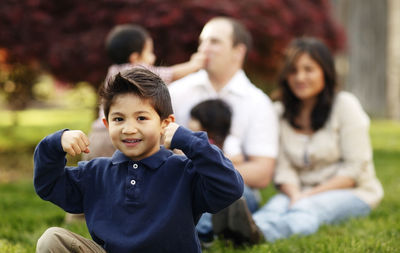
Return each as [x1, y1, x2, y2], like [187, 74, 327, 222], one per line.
[300, 176, 355, 198]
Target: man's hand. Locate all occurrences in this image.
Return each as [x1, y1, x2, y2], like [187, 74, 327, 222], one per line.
[163, 123, 180, 150]
[61, 130, 90, 156]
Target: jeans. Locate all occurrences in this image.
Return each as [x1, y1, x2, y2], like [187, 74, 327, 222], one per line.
[196, 185, 260, 239]
[252, 190, 371, 242]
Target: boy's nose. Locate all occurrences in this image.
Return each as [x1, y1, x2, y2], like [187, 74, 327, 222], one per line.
[122, 125, 138, 134]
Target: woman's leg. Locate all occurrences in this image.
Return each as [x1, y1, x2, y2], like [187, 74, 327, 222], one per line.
[253, 190, 370, 242]
[296, 189, 371, 225]
[253, 193, 293, 241]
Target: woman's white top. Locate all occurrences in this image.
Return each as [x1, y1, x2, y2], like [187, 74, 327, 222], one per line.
[274, 91, 383, 208]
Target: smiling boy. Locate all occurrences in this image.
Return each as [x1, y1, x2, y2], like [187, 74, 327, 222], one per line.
[33, 68, 243, 253]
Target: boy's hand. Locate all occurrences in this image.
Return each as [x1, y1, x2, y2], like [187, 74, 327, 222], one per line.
[163, 123, 180, 150]
[61, 130, 90, 156]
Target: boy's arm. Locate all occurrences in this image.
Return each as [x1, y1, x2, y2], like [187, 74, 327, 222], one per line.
[164, 123, 244, 213]
[33, 130, 88, 213]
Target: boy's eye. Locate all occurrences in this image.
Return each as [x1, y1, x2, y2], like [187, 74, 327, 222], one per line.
[113, 117, 123, 122]
[137, 116, 147, 121]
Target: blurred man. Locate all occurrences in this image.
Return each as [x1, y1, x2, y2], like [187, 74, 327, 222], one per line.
[168, 16, 279, 245]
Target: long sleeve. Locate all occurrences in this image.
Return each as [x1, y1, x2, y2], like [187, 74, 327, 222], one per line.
[334, 92, 373, 181]
[33, 130, 85, 213]
[170, 126, 244, 213]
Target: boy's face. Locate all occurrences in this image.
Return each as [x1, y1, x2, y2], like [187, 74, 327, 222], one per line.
[137, 38, 156, 65]
[103, 93, 171, 161]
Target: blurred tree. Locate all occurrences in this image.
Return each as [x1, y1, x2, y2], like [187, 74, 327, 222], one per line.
[0, 0, 345, 91]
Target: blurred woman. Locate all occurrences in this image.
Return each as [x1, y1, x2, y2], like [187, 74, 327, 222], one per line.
[214, 37, 384, 243]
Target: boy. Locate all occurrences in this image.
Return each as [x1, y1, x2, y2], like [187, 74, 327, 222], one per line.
[34, 68, 243, 253]
[85, 23, 205, 160]
[66, 23, 206, 223]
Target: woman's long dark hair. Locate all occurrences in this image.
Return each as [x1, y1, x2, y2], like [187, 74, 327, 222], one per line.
[278, 37, 337, 131]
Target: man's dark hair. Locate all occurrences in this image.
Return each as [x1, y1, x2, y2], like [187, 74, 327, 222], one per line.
[278, 37, 337, 131]
[190, 99, 232, 148]
[105, 24, 150, 64]
[100, 68, 173, 121]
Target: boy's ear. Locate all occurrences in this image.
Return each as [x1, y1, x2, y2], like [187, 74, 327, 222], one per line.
[129, 52, 140, 64]
[102, 118, 109, 129]
[161, 114, 175, 131]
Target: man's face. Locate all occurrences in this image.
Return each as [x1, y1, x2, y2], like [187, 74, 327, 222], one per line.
[104, 93, 169, 161]
[198, 20, 237, 75]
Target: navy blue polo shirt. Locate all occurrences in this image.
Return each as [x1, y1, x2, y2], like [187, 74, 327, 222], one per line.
[34, 126, 244, 253]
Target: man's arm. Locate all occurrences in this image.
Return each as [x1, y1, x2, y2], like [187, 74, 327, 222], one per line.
[234, 156, 275, 189]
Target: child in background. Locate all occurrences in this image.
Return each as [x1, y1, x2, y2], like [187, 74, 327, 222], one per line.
[188, 99, 246, 246]
[188, 99, 244, 166]
[34, 68, 243, 253]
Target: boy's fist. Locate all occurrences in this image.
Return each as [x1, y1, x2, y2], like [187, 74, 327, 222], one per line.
[163, 122, 180, 150]
[61, 130, 90, 156]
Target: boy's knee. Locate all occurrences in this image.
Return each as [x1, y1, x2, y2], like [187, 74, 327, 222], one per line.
[36, 227, 68, 253]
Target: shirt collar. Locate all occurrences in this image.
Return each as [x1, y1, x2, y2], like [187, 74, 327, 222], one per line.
[220, 70, 250, 96]
[111, 147, 173, 170]
[194, 69, 249, 97]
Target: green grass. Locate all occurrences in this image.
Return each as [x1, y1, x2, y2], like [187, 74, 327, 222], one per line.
[0, 108, 94, 152]
[0, 108, 399, 252]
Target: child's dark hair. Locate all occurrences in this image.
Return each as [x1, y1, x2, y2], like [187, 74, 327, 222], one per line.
[105, 24, 150, 64]
[100, 68, 173, 121]
[190, 99, 232, 148]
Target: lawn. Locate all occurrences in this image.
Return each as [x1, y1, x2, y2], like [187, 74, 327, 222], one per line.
[0, 109, 399, 252]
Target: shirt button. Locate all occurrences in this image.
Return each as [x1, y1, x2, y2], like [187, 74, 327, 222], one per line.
[130, 179, 136, 185]
[133, 164, 138, 169]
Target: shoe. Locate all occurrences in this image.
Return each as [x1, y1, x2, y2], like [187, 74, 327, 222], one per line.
[198, 231, 214, 249]
[212, 205, 229, 235]
[212, 197, 264, 245]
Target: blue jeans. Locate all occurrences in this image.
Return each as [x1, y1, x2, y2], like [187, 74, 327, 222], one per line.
[196, 185, 259, 238]
[252, 190, 371, 242]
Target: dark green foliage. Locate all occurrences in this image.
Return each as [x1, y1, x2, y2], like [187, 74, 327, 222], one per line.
[0, 0, 344, 88]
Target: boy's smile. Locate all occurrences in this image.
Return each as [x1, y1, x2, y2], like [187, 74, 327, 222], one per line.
[103, 93, 169, 161]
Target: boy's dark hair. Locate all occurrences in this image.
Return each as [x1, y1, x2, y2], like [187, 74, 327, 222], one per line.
[278, 37, 337, 131]
[190, 99, 232, 148]
[105, 24, 150, 64]
[100, 68, 173, 121]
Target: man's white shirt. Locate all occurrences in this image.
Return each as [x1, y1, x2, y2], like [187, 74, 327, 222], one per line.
[168, 69, 278, 158]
